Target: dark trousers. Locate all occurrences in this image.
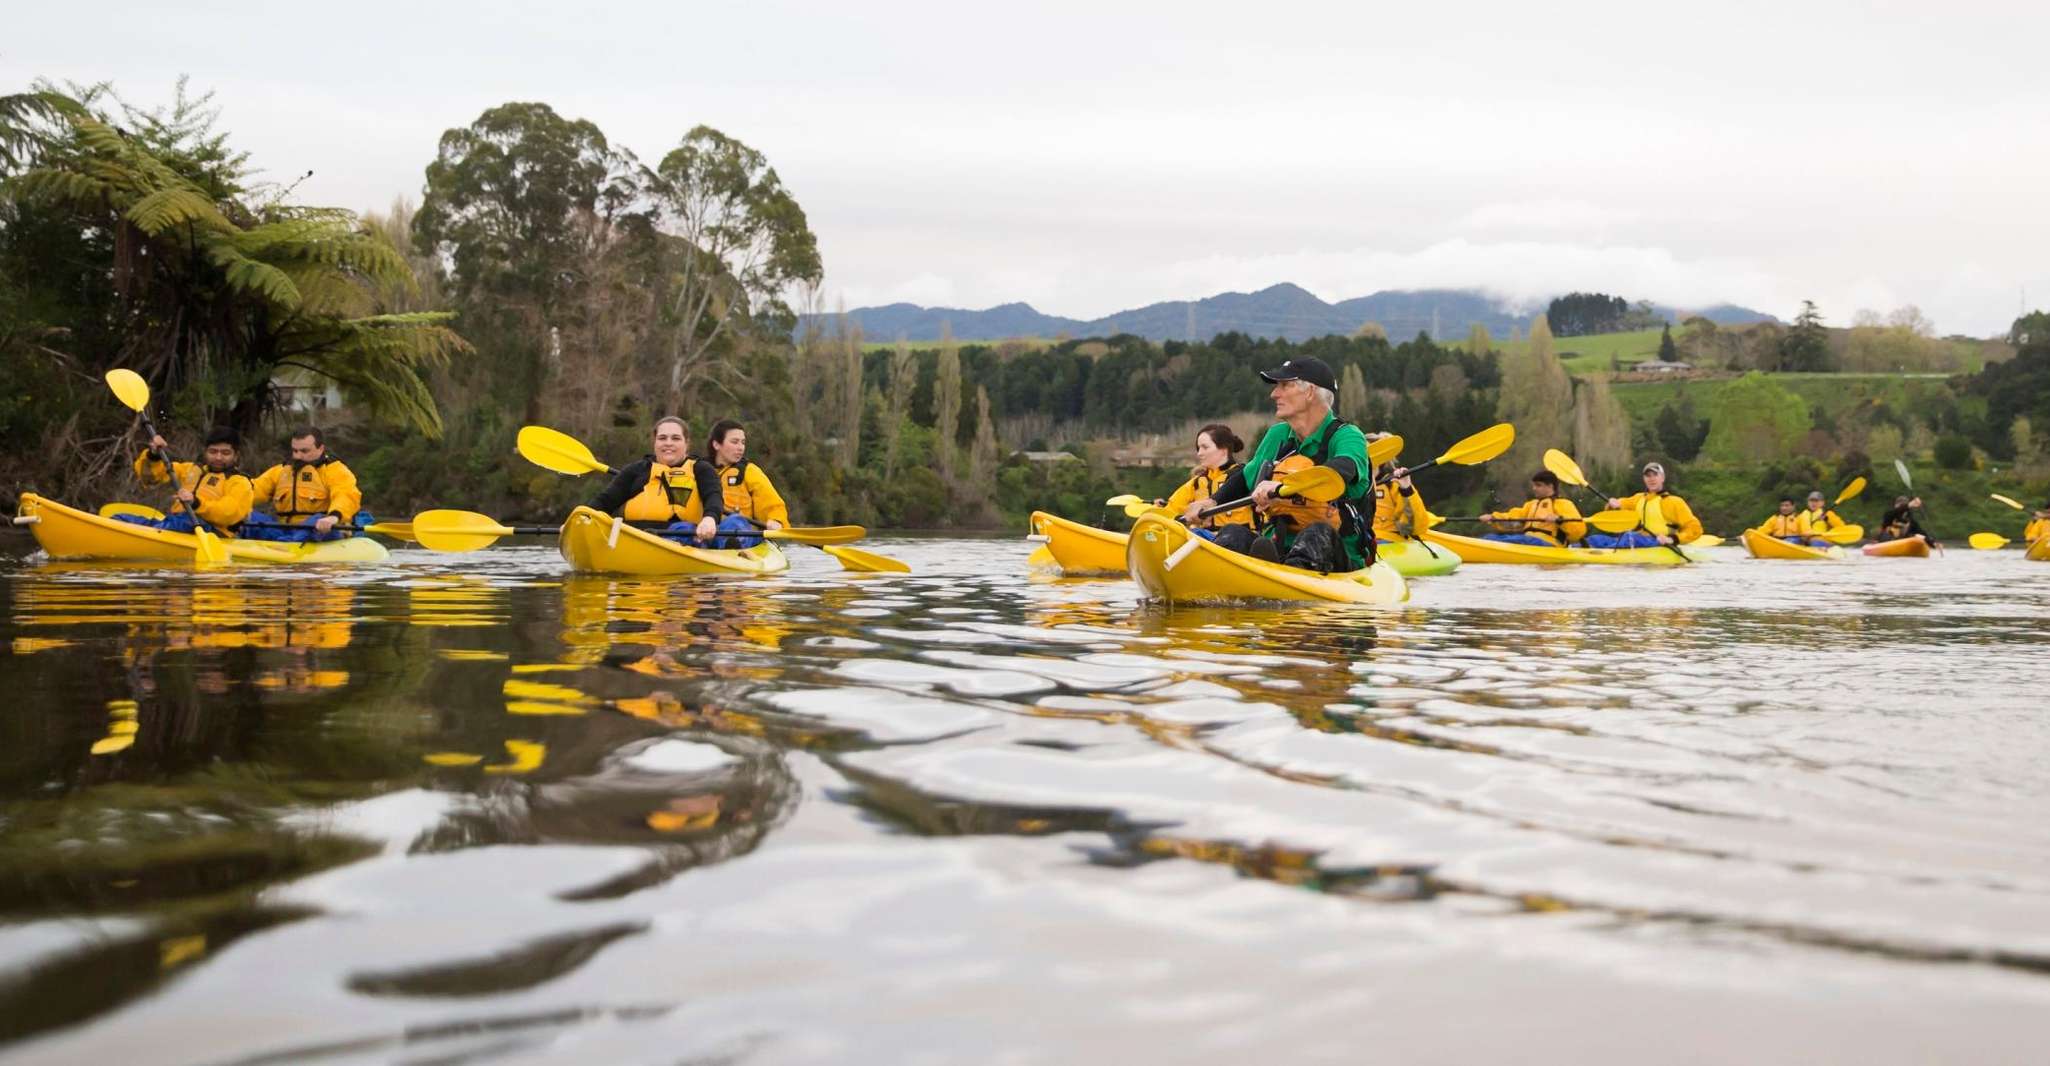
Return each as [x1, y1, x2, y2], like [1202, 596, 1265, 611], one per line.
[1213, 523, 1347, 573]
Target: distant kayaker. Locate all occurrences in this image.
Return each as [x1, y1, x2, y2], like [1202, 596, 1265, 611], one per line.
[1370, 457, 1429, 542]
[1160, 423, 1251, 533]
[1796, 490, 1847, 545]
[1875, 495, 1933, 545]
[242, 427, 366, 542]
[121, 428, 255, 536]
[2027, 501, 2049, 546]
[1590, 461, 1703, 548]
[1482, 470, 1587, 546]
[1758, 497, 1804, 541]
[1179, 357, 1374, 572]
[707, 419, 789, 542]
[588, 416, 728, 545]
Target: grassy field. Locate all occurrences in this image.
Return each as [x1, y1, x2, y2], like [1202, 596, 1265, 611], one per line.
[1491, 328, 1669, 374]
[1608, 373, 1965, 426]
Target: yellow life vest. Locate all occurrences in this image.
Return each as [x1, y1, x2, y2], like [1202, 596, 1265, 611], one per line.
[622, 462, 710, 523]
[1760, 513, 1802, 537]
[253, 456, 362, 521]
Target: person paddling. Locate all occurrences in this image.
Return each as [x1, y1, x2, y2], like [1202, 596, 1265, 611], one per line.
[1589, 461, 1702, 549]
[1179, 357, 1374, 572]
[1482, 470, 1588, 546]
[1875, 495, 1933, 545]
[117, 427, 254, 536]
[1758, 497, 1804, 541]
[2027, 501, 2049, 547]
[1796, 490, 1848, 545]
[707, 419, 789, 543]
[1160, 423, 1251, 535]
[588, 416, 728, 546]
[243, 427, 366, 542]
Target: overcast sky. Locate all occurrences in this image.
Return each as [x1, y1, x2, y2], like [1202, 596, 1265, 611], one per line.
[11, 1, 2047, 335]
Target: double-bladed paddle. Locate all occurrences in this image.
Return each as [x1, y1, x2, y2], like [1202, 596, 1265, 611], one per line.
[106, 369, 226, 565]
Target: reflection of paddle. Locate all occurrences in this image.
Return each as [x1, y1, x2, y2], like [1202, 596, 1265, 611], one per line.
[411, 508, 867, 554]
[515, 424, 905, 572]
[1544, 447, 1688, 562]
[106, 369, 226, 565]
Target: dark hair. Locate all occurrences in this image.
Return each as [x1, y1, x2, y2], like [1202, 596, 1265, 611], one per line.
[290, 426, 324, 446]
[653, 416, 688, 437]
[706, 419, 745, 454]
[1781, 497, 1797, 505]
[1531, 470, 1559, 488]
[204, 426, 241, 449]
[1893, 496, 1909, 507]
[1196, 423, 1243, 455]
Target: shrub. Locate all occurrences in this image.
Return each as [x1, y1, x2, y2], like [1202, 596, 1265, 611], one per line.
[1934, 434, 1974, 470]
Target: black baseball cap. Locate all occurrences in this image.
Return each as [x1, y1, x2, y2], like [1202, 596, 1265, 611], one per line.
[1258, 357, 1337, 392]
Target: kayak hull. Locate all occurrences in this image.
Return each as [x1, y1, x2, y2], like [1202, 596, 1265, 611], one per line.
[1378, 537, 1462, 577]
[16, 494, 389, 564]
[1126, 513, 1407, 605]
[1420, 528, 1707, 565]
[1861, 535, 1931, 558]
[557, 506, 788, 576]
[1027, 511, 1129, 575]
[1742, 528, 1845, 561]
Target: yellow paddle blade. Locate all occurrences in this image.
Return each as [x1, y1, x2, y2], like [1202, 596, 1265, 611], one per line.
[98, 502, 166, 521]
[367, 520, 415, 541]
[1834, 477, 1867, 505]
[411, 509, 516, 553]
[105, 369, 151, 413]
[1104, 494, 1143, 508]
[1125, 502, 1178, 519]
[762, 524, 866, 546]
[1990, 493, 2025, 510]
[192, 526, 228, 566]
[1368, 434, 1404, 467]
[1278, 465, 1346, 503]
[517, 425, 612, 476]
[1584, 509, 1640, 533]
[1968, 532, 2009, 550]
[1438, 423, 1515, 466]
[1816, 525, 1864, 545]
[1542, 448, 1589, 488]
[822, 543, 912, 573]
[1692, 534, 1724, 548]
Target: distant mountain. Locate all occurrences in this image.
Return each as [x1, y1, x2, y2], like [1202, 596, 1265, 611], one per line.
[810, 285, 1776, 344]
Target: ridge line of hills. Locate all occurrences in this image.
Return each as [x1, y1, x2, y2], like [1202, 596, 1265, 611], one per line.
[808, 282, 1776, 344]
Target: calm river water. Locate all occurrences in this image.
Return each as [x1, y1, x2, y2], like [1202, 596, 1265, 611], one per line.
[2, 538, 2048, 1063]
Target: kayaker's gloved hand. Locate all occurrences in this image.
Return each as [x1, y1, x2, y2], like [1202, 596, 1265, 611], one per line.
[1181, 499, 1209, 525]
[696, 515, 718, 541]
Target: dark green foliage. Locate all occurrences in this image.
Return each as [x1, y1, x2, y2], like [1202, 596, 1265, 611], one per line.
[1933, 433, 1973, 470]
[1657, 323, 1677, 362]
[1962, 317, 2050, 456]
[1653, 397, 1709, 461]
[1546, 292, 1628, 337]
[1778, 300, 1834, 372]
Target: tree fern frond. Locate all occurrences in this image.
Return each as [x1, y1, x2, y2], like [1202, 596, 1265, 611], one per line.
[127, 186, 229, 235]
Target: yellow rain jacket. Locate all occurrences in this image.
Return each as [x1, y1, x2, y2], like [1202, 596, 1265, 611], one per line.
[1758, 512, 1804, 538]
[1164, 462, 1251, 530]
[1797, 507, 1845, 538]
[717, 461, 790, 526]
[1372, 483, 1430, 540]
[134, 450, 254, 534]
[2026, 517, 2049, 544]
[1613, 491, 1704, 544]
[250, 455, 363, 523]
[1487, 496, 1587, 546]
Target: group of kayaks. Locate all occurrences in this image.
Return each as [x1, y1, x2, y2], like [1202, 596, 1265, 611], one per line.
[1737, 529, 1941, 562]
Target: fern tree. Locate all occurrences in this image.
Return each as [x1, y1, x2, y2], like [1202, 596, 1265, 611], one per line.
[4, 95, 467, 440]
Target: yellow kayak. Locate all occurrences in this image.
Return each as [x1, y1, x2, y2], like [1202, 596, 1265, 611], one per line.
[15, 493, 389, 564]
[1378, 537, 1461, 577]
[1420, 527, 1707, 565]
[1861, 536, 1930, 558]
[557, 506, 788, 576]
[1027, 511, 1128, 575]
[1126, 513, 1407, 605]
[2028, 538, 2050, 562]
[1742, 528, 1845, 561]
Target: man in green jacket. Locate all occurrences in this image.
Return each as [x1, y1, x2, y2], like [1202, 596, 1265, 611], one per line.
[1177, 357, 1374, 572]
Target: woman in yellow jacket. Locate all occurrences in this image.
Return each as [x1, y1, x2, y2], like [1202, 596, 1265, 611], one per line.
[1592, 461, 1704, 548]
[123, 427, 255, 536]
[1371, 461, 1431, 542]
[1794, 490, 1848, 545]
[1756, 497, 1804, 540]
[707, 419, 788, 545]
[2026, 502, 2050, 547]
[1160, 423, 1250, 534]
[1482, 470, 1588, 546]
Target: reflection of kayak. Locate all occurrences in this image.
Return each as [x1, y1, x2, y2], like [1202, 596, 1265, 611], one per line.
[1378, 537, 1461, 577]
[1861, 535, 1930, 558]
[1420, 527, 1707, 565]
[558, 506, 787, 576]
[1742, 528, 1844, 560]
[2028, 538, 2050, 562]
[1127, 513, 1407, 605]
[1027, 511, 1128, 575]
[15, 493, 389, 564]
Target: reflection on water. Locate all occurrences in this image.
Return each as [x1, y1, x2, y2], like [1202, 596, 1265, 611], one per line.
[2, 542, 2049, 1062]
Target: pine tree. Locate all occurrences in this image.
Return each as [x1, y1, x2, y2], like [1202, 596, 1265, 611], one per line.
[1658, 323, 1677, 362]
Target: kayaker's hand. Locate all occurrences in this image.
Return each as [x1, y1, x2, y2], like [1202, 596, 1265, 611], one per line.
[1607, 497, 1623, 510]
[314, 515, 338, 534]
[1392, 466, 1413, 490]
[1181, 499, 1210, 524]
[149, 434, 168, 451]
[1251, 479, 1283, 508]
[764, 519, 783, 532]
[175, 488, 196, 505]
[1657, 534, 1675, 546]
[696, 516, 719, 541]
